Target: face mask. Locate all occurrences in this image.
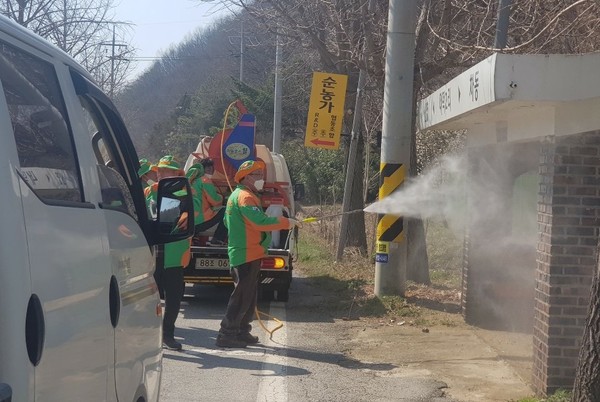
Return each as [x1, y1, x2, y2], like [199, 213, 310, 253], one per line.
[253, 179, 265, 191]
[146, 179, 155, 186]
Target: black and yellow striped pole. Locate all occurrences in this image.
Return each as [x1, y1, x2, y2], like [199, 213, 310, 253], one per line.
[375, 0, 417, 296]
[375, 162, 408, 295]
[377, 163, 405, 244]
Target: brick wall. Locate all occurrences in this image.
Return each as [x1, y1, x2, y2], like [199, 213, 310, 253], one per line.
[533, 132, 600, 395]
[462, 230, 470, 320]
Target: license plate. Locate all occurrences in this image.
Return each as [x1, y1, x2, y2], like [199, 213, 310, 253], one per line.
[195, 258, 230, 270]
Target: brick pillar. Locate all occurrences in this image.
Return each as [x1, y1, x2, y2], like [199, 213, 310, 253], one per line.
[533, 132, 600, 395]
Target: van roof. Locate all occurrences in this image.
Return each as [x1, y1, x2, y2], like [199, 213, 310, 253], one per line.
[0, 15, 94, 81]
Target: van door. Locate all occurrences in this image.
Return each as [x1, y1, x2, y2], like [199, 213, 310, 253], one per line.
[70, 70, 162, 402]
[0, 40, 110, 400]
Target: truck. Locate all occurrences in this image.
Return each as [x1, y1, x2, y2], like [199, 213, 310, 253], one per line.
[182, 102, 299, 302]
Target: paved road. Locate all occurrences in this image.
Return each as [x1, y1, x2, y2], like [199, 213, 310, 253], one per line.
[160, 278, 452, 402]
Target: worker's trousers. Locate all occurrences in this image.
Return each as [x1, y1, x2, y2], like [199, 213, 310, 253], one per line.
[154, 245, 184, 340]
[161, 266, 184, 339]
[219, 259, 261, 337]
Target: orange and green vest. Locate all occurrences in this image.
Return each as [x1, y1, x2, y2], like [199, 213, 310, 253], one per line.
[145, 183, 191, 269]
[224, 185, 289, 267]
[186, 163, 223, 225]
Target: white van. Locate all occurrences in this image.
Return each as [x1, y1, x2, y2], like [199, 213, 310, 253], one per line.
[0, 16, 193, 402]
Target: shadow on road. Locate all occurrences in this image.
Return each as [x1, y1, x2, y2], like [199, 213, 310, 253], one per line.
[168, 277, 398, 380]
[164, 338, 396, 375]
[164, 350, 311, 376]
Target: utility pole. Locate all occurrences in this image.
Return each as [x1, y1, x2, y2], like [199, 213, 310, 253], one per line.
[239, 20, 244, 83]
[102, 24, 128, 98]
[374, 0, 417, 296]
[336, 0, 375, 260]
[272, 33, 282, 153]
[110, 24, 115, 97]
[494, 0, 512, 49]
[336, 68, 367, 261]
[229, 21, 257, 84]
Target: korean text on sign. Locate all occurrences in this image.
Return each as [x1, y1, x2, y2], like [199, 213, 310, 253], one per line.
[304, 71, 348, 150]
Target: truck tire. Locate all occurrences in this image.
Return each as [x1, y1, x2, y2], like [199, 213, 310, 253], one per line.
[260, 289, 274, 301]
[275, 289, 289, 302]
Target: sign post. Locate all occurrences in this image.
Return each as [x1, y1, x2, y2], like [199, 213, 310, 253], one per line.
[304, 72, 348, 150]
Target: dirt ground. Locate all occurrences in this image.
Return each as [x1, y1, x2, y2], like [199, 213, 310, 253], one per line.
[295, 211, 535, 401]
[340, 288, 535, 402]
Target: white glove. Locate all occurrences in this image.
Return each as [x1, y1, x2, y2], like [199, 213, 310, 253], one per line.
[288, 218, 302, 229]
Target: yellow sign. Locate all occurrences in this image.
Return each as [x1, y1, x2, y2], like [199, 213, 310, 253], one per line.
[376, 241, 389, 254]
[304, 71, 348, 150]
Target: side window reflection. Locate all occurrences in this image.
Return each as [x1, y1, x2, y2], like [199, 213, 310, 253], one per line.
[0, 41, 83, 203]
[79, 96, 138, 221]
[97, 165, 138, 219]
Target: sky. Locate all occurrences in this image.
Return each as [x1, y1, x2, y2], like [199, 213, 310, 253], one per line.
[113, 0, 234, 79]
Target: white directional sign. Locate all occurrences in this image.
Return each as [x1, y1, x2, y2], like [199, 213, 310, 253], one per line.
[418, 54, 498, 130]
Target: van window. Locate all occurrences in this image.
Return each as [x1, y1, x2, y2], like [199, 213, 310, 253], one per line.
[0, 41, 83, 203]
[70, 69, 150, 229]
[79, 98, 138, 221]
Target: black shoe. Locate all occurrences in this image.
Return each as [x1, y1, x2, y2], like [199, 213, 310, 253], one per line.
[216, 334, 247, 348]
[163, 337, 182, 351]
[238, 332, 259, 344]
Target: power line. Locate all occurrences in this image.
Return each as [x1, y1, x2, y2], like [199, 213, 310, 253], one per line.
[134, 19, 217, 26]
[127, 55, 236, 61]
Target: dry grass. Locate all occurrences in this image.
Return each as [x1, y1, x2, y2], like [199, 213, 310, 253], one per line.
[295, 208, 464, 325]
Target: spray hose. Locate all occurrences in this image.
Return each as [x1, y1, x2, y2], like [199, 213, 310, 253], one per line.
[254, 306, 284, 340]
[253, 209, 365, 339]
[253, 228, 295, 339]
[301, 208, 365, 223]
[220, 101, 237, 193]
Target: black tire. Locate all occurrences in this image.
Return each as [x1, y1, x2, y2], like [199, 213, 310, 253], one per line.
[275, 289, 289, 302]
[261, 289, 274, 301]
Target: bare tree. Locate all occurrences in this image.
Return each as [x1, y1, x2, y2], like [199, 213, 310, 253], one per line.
[0, 0, 135, 94]
[573, 259, 600, 401]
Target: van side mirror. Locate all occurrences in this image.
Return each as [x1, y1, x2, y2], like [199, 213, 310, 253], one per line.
[154, 177, 194, 244]
[293, 183, 305, 201]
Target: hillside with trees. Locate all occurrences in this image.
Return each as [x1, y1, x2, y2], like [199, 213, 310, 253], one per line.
[115, 13, 279, 160]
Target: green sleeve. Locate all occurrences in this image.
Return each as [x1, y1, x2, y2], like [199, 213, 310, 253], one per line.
[204, 181, 223, 205]
[240, 205, 285, 231]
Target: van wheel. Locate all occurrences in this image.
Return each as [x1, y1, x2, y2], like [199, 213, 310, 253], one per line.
[275, 289, 289, 302]
[136, 398, 145, 402]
